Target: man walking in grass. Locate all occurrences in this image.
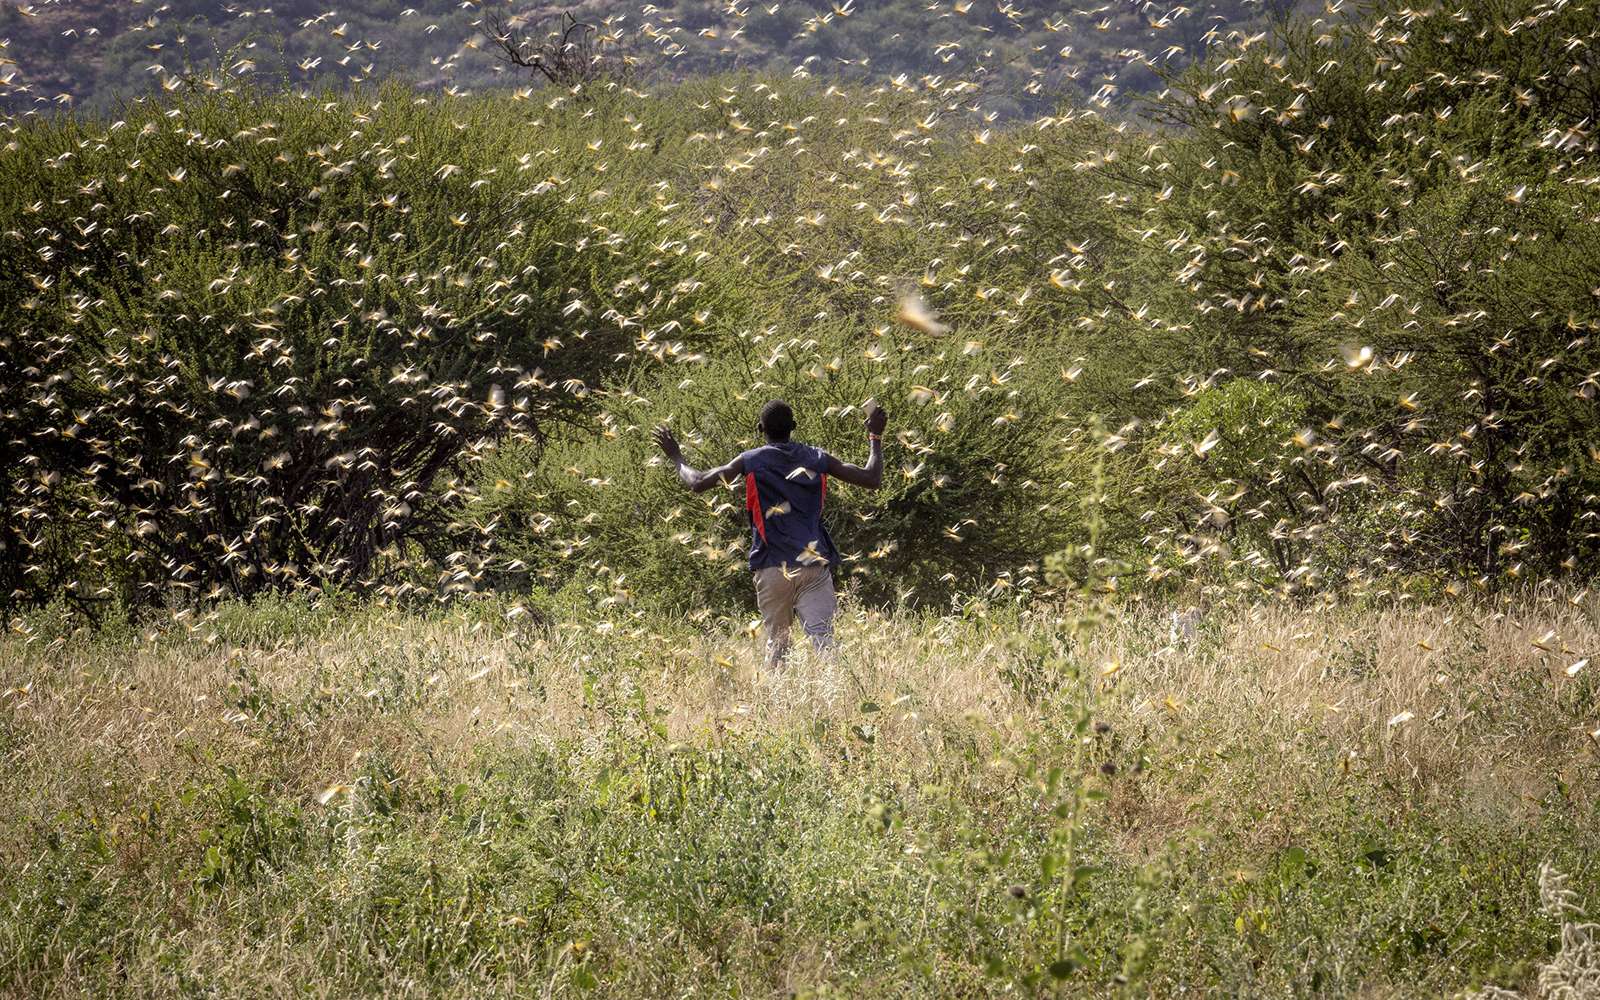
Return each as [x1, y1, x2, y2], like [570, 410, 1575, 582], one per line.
[653, 399, 887, 665]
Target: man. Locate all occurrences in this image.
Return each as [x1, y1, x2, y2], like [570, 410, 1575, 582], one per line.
[652, 399, 887, 665]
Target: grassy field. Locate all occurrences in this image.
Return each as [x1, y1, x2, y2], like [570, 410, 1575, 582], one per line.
[2, 594, 1598, 997]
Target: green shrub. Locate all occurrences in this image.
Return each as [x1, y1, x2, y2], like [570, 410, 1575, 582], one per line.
[1117, 0, 1600, 587]
[0, 83, 732, 609]
[1139, 380, 1313, 586]
[467, 319, 1071, 611]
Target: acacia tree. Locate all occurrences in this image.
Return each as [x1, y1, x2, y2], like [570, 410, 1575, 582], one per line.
[479, 8, 632, 89]
[1103, 0, 1600, 587]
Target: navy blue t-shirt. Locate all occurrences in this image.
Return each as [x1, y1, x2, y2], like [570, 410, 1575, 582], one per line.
[738, 441, 839, 571]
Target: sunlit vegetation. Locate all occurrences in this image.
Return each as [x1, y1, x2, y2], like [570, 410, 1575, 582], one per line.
[2, 594, 1597, 996]
[3, 0, 1599, 995]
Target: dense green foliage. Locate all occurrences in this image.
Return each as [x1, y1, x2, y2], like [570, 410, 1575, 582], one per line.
[1115, 0, 1600, 589]
[3, 0, 1599, 619]
[0, 86, 732, 606]
[477, 322, 1065, 609]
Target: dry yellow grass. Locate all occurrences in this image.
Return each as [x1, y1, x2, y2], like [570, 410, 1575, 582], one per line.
[2, 593, 1597, 997]
[7, 595, 1592, 816]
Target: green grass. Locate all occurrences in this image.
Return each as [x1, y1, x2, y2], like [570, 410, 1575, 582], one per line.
[2, 595, 1596, 996]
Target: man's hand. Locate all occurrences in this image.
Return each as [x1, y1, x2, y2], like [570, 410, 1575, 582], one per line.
[652, 426, 683, 464]
[864, 401, 888, 436]
[828, 402, 887, 489]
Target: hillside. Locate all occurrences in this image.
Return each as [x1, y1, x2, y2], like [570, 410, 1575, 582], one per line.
[0, 0, 1301, 117]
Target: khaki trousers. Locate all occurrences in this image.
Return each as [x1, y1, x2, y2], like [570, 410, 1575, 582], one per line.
[752, 564, 836, 666]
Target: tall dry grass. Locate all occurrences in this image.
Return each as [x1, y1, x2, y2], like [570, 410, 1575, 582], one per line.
[8, 595, 1591, 826]
[1, 592, 1597, 997]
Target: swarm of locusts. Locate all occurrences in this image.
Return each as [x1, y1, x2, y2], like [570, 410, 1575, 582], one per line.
[1, 0, 1598, 632]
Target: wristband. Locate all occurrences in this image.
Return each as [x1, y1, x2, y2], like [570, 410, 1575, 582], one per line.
[868, 433, 881, 442]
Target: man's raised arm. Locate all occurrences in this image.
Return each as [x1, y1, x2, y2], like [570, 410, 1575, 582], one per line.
[825, 403, 888, 490]
[652, 427, 743, 493]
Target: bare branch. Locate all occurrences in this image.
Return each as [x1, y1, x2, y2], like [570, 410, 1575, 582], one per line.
[478, 9, 630, 89]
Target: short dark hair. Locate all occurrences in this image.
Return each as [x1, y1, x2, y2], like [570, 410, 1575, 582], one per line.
[759, 399, 795, 441]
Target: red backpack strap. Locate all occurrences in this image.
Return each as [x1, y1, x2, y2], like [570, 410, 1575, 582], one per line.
[745, 472, 767, 542]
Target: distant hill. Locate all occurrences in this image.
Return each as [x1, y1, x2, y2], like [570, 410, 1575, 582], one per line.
[0, 0, 1302, 118]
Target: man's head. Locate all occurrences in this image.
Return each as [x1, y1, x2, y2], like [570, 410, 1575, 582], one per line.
[759, 399, 795, 442]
